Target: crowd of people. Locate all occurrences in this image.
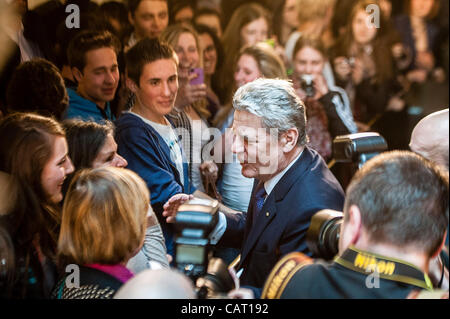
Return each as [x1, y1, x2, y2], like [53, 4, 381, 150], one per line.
[0, 0, 448, 299]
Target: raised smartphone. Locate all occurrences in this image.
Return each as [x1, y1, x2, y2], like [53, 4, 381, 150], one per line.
[189, 68, 204, 85]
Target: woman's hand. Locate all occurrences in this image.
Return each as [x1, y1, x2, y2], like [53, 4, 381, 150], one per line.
[175, 73, 207, 108]
[407, 69, 428, 83]
[386, 96, 406, 112]
[356, 121, 370, 132]
[415, 51, 434, 71]
[200, 160, 218, 182]
[313, 73, 329, 99]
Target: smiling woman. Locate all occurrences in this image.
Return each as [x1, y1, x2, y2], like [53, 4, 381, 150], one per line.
[61, 117, 169, 274]
[218, 2, 272, 105]
[0, 113, 74, 298]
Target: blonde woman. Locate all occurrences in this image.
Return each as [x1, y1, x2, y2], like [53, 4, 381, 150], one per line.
[55, 167, 150, 299]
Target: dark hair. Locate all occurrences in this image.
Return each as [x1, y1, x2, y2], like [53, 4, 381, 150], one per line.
[194, 7, 222, 31]
[100, 1, 128, 22]
[63, 119, 114, 170]
[219, 2, 272, 104]
[55, 12, 115, 69]
[100, 1, 131, 37]
[67, 30, 121, 72]
[6, 59, 68, 119]
[0, 113, 66, 297]
[128, 0, 168, 15]
[331, 0, 394, 84]
[271, 0, 287, 45]
[194, 23, 224, 79]
[0, 223, 14, 296]
[345, 151, 449, 257]
[168, 0, 196, 24]
[403, 0, 440, 20]
[293, 36, 327, 60]
[125, 37, 177, 86]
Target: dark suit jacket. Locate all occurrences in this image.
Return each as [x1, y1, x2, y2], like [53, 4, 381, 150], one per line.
[218, 147, 345, 289]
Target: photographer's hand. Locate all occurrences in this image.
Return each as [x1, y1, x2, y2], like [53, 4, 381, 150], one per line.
[313, 74, 329, 100]
[162, 193, 194, 223]
[333, 56, 352, 81]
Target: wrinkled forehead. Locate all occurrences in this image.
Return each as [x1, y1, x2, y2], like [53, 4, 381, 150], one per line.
[233, 110, 262, 129]
[232, 110, 275, 139]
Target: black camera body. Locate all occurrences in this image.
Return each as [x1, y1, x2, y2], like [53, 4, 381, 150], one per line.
[333, 132, 388, 169]
[174, 198, 235, 298]
[174, 198, 219, 279]
[300, 74, 316, 97]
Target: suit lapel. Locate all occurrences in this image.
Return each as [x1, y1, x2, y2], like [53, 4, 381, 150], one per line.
[240, 193, 276, 265]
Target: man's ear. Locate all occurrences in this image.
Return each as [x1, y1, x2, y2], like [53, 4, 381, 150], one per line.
[281, 128, 299, 153]
[72, 67, 83, 83]
[347, 205, 362, 245]
[431, 230, 448, 259]
[126, 77, 138, 93]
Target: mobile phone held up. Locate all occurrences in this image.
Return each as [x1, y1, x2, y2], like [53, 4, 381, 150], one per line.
[189, 68, 204, 85]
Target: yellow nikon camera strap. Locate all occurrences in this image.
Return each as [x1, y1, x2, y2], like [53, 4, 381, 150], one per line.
[261, 252, 313, 299]
[335, 246, 433, 291]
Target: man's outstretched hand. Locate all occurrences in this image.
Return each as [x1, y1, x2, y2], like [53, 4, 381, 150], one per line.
[162, 193, 194, 223]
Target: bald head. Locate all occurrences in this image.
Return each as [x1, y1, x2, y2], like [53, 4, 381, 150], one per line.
[410, 109, 449, 170]
[114, 269, 197, 299]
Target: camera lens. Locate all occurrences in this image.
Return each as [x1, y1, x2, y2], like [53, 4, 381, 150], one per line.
[195, 258, 235, 298]
[319, 218, 342, 259]
[300, 74, 315, 97]
[306, 210, 343, 260]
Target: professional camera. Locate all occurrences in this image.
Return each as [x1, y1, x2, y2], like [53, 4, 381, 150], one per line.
[174, 198, 235, 298]
[306, 209, 343, 261]
[306, 133, 388, 260]
[300, 74, 315, 97]
[174, 198, 219, 278]
[333, 132, 388, 169]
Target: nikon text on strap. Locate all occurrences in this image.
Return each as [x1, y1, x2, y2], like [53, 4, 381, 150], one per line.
[335, 246, 433, 291]
[261, 252, 313, 299]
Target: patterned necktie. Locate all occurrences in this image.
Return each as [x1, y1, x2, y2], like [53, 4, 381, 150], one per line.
[252, 183, 267, 225]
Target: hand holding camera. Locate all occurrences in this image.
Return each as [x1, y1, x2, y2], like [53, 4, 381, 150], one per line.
[334, 56, 364, 85]
[298, 73, 329, 100]
[333, 56, 353, 80]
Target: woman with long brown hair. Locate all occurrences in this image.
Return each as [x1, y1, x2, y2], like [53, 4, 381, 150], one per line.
[0, 113, 74, 298]
[330, 0, 406, 135]
[394, 0, 444, 84]
[292, 36, 357, 161]
[217, 3, 272, 105]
